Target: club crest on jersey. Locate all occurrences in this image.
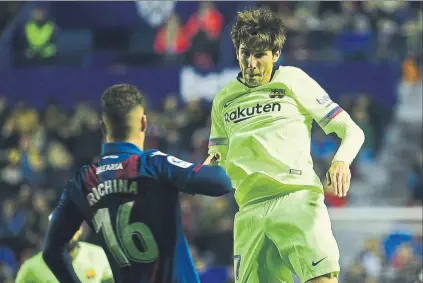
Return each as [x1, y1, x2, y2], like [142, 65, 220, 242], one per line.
[269, 89, 286, 98]
[85, 268, 96, 279]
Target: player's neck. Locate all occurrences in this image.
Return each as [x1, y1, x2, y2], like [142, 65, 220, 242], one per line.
[105, 136, 145, 151]
[123, 138, 144, 151]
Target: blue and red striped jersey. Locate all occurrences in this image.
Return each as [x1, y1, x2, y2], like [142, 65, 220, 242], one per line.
[43, 142, 232, 283]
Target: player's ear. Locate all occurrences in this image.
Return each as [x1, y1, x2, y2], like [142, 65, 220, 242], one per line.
[272, 50, 281, 63]
[141, 115, 148, 133]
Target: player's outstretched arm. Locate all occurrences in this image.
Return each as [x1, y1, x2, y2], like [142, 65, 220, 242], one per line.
[42, 181, 84, 283]
[148, 151, 233, 196]
[185, 163, 233, 196]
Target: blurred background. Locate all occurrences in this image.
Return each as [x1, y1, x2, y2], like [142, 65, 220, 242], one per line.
[0, 1, 422, 283]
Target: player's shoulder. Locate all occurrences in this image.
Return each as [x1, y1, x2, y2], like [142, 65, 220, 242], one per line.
[65, 164, 91, 192]
[144, 149, 168, 158]
[21, 251, 43, 270]
[144, 149, 194, 169]
[213, 78, 245, 104]
[142, 149, 168, 167]
[274, 65, 311, 83]
[71, 161, 94, 181]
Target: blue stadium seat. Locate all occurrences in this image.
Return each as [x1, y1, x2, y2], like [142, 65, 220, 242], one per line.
[336, 32, 373, 60]
[56, 29, 93, 65]
[128, 30, 155, 55]
[56, 29, 93, 54]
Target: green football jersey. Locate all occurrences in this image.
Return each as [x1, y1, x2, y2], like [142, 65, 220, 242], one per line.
[15, 242, 113, 283]
[208, 66, 344, 206]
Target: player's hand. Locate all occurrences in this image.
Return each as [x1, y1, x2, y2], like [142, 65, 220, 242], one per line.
[325, 161, 351, 197]
[204, 153, 221, 165]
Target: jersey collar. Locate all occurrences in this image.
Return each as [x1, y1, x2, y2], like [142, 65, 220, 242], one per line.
[101, 142, 143, 156]
[236, 63, 279, 88]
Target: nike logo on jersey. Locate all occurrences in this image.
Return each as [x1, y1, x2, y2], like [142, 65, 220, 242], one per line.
[312, 257, 327, 266]
[223, 99, 238, 108]
[224, 102, 282, 124]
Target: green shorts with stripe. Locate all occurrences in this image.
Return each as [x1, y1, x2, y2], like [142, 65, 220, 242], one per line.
[233, 190, 340, 283]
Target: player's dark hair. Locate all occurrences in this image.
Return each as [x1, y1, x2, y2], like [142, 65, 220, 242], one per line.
[231, 7, 286, 54]
[101, 84, 144, 140]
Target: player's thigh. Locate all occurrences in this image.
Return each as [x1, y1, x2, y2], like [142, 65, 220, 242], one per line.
[257, 236, 294, 283]
[234, 203, 294, 283]
[266, 190, 340, 283]
[233, 205, 269, 283]
[234, 234, 293, 283]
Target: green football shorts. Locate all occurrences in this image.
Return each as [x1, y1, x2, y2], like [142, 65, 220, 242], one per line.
[233, 190, 340, 283]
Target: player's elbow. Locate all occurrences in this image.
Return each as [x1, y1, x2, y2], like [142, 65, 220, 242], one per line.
[189, 165, 233, 196]
[352, 122, 365, 147]
[42, 240, 63, 269]
[209, 166, 233, 196]
[359, 126, 365, 144]
[42, 248, 55, 268]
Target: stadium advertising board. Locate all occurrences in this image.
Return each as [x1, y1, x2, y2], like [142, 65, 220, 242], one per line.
[0, 62, 399, 109]
[180, 62, 400, 107]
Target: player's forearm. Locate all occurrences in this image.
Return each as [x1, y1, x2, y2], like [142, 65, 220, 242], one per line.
[43, 225, 82, 283]
[42, 248, 82, 283]
[42, 191, 83, 283]
[326, 111, 365, 165]
[185, 165, 233, 196]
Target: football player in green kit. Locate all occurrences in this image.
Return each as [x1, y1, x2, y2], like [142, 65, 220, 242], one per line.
[206, 7, 365, 283]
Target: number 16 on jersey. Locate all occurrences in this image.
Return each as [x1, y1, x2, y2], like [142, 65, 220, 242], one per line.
[93, 201, 159, 267]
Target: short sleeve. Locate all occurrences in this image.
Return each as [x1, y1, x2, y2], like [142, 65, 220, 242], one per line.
[208, 97, 228, 156]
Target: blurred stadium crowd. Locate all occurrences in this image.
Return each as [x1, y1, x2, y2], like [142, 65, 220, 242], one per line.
[0, 1, 422, 283]
[1, 1, 422, 67]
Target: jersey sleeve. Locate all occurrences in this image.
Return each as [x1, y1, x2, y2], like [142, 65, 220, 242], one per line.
[208, 94, 229, 166]
[146, 150, 232, 196]
[42, 179, 84, 283]
[290, 68, 344, 134]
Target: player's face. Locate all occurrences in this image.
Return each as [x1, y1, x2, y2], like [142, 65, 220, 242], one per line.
[237, 43, 280, 87]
